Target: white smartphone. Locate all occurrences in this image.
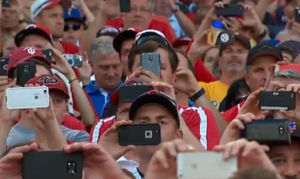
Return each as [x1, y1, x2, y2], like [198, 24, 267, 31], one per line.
[6, 86, 50, 110]
[177, 152, 237, 179]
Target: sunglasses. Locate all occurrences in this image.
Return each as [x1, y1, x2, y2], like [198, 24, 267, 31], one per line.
[64, 24, 81, 31]
[135, 35, 171, 48]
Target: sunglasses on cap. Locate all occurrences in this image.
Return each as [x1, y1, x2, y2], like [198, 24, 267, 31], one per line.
[135, 35, 171, 48]
[64, 24, 81, 31]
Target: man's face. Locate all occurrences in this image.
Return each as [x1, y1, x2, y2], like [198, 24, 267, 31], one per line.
[36, 5, 64, 39]
[1, 7, 18, 29]
[131, 48, 175, 84]
[120, 39, 135, 76]
[19, 35, 52, 49]
[218, 41, 248, 74]
[91, 51, 123, 90]
[122, 0, 151, 30]
[62, 20, 84, 44]
[50, 90, 68, 123]
[268, 140, 300, 179]
[132, 103, 181, 157]
[245, 56, 278, 92]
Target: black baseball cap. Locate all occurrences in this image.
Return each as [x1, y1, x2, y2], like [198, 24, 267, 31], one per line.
[129, 90, 180, 127]
[246, 42, 283, 66]
[219, 34, 251, 53]
[96, 26, 120, 38]
[113, 28, 142, 53]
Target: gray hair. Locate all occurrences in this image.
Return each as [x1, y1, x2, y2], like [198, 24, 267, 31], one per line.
[276, 29, 300, 39]
[89, 36, 115, 60]
[272, 69, 300, 81]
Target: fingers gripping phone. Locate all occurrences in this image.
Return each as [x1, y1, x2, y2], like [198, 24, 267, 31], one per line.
[177, 152, 237, 179]
[0, 57, 9, 76]
[16, 62, 36, 87]
[140, 53, 161, 78]
[216, 5, 243, 17]
[6, 86, 50, 109]
[240, 120, 291, 145]
[118, 124, 161, 146]
[63, 54, 83, 67]
[22, 151, 83, 179]
[259, 91, 296, 110]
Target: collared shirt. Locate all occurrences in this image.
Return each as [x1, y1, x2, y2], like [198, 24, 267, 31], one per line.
[169, 14, 185, 38]
[84, 81, 123, 117]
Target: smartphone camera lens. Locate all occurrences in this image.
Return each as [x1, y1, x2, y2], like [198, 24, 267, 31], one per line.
[278, 126, 285, 134]
[148, 56, 153, 63]
[66, 161, 76, 175]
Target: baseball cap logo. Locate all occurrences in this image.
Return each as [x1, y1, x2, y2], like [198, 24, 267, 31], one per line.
[24, 47, 36, 55]
[38, 76, 58, 85]
[25, 24, 37, 29]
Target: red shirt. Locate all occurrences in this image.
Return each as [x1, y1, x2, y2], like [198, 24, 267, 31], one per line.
[185, 39, 217, 83]
[105, 16, 177, 43]
[221, 102, 245, 123]
[89, 106, 220, 150]
[62, 115, 86, 131]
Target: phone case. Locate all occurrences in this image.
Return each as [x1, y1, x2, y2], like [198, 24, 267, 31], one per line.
[22, 151, 83, 179]
[140, 53, 161, 77]
[118, 124, 161, 146]
[177, 152, 237, 179]
[16, 62, 36, 87]
[216, 5, 243, 17]
[63, 54, 83, 67]
[259, 91, 295, 110]
[120, 0, 131, 12]
[0, 57, 8, 76]
[119, 85, 153, 103]
[6, 86, 50, 110]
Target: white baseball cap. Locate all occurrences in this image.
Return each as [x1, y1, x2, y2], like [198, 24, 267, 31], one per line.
[31, 0, 71, 21]
[135, 29, 166, 42]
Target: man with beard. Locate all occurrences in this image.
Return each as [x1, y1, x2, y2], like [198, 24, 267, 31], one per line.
[30, 0, 80, 54]
[198, 34, 251, 109]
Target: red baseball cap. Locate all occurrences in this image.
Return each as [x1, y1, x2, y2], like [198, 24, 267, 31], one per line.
[172, 36, 191, 48]
[110, 78, 150, 106]
[113, 28, 142, 53]
[15, 24, 53, 47]
[27, 74, 69, 99]
[7, 47, 51, 78]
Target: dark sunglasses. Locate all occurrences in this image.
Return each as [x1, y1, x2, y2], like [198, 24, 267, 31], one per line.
[135, 35, 171, 48]
[64, 24, 81, 31]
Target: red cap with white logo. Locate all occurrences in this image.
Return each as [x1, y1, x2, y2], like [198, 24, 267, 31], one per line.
[7, 47, 51, 78]
[14, 24, 53, 47]
[113, 28, 142, 53]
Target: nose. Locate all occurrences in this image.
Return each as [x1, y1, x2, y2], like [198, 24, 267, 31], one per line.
[284, 163, 298, 179]
[106, 67, 115, 77]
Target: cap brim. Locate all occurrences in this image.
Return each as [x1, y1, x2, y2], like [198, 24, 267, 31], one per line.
[15, 28, 52, 47]
[113, 31, 137, 53]
[129, 94, 178, 120]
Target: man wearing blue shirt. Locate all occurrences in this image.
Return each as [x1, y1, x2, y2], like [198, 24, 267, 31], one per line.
[84, 36, 123, 117]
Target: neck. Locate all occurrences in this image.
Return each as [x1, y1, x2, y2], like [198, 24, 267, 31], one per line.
[18, 116, 35, 129]
[219, 71, 244, 86]
[176, 92, 189, 107]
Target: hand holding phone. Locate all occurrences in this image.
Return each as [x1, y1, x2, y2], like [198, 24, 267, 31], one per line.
[118, 124, 161, 146]
[140, 53, 161, 78]
[216, 5, 243, 17]
[259, 91, 295, 110]
[63, 54, 83, 67]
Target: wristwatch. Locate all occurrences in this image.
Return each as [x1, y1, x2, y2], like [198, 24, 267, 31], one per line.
[172, 5, 180, 13]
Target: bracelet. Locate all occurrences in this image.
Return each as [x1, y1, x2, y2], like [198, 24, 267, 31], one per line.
[256, 29, 267, 40]
[190, 88, 205, 102]
[69, 78, 77, 83]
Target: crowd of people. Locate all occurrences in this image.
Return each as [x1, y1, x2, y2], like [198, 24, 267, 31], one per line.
[0, 0, 300, 178]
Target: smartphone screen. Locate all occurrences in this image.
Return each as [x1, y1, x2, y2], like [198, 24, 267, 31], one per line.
[177, 152, 237, 179]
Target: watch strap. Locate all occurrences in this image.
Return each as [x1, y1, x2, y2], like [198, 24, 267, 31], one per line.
[190, 88, 205, 102]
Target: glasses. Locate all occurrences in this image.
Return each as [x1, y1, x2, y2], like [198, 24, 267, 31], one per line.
[64, 24, 81, 31]
[135, 35, 171, 48]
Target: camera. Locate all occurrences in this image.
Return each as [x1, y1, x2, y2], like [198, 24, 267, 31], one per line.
[67, 161, 77, 175]
[63, 54, 83, 67]
[145, 130, 153, 138]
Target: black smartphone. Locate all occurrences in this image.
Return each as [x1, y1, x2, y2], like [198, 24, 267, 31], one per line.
[140, 53, 161, 77]
[119, 85, 153, 103]
[259, 91, 296, 110]
[63, 54, 83, 67]
[240, 120, 291, 145]
[215, 31, 235, 45]
[42, 49, 52, 62]
[216, 5, 243, 17]
[120, 0, 131, 13]
[16, 62, 36, 87]
[295, 7, 300, 23]
[2, 0, 10, 7]
[0, 57, 9, 76]
[118, 124, 161, 146]
[22, 151, 83, 179]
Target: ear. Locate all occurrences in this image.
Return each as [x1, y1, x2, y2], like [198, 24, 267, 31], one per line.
[175, 129, 183, 139]
[171, 72, 176, 85]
